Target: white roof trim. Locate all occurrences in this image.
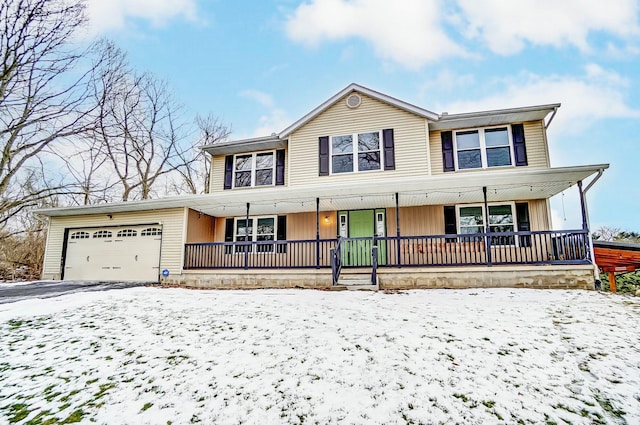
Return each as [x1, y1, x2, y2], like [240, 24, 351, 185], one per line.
[278, 83, 440, 138]
[201, 135, 286, 156]
[34, 164, 608, 218]
[429, 104, 561, 131]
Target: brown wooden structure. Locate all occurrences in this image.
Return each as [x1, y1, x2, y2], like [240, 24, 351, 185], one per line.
[593, 240, 640, 292]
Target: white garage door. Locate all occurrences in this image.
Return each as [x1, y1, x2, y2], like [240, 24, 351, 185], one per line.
[64, 225, 162, 282]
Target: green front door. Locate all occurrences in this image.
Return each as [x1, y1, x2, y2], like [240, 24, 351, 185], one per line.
[340, 209, 386, 266]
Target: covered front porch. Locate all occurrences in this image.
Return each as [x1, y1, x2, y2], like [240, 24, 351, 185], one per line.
[179, 164, 605, 287]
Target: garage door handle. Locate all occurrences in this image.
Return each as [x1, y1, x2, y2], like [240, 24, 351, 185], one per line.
[86, 256, 89, 262]
[135, 255, 138, 261]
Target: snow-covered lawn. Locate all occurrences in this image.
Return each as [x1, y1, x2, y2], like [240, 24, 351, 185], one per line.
[1, 287, 639, 424]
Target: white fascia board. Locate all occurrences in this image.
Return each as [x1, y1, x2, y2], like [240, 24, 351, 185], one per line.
[429, 103, 561, 131]
[200, 136, 287, 156]
[33, 163, 608, 218]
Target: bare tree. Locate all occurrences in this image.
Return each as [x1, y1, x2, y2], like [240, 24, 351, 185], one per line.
[91, 44, 196, 201]
[171, 113, 231, 194]
[0, 0, 99, 227]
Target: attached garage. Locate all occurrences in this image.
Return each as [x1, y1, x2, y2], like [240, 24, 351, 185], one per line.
[63, 225, 162, 282]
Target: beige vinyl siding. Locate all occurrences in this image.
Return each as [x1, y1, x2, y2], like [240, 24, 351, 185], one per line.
[186, 209, 216, 243]
[208, 148, 289, 194]
[429, 120, 550, 174]
[42, 208, 186, 280]
[289, 93, 429, 186]
[528, 199, 550, 230]
[523, 121, 550, 168]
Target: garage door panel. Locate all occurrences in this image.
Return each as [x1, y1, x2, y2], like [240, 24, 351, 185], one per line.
[64, 225, 162, 282]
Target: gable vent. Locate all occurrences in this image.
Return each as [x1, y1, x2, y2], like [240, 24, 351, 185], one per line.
[346, 93, 362, 109]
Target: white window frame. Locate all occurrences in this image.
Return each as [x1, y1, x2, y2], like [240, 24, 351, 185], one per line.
[456, 202, 518, 246]
[453, 126, 514, 171]
[232, 150, 276, 189]
[233, 216, 278, 253]
[329, 130, 383, 175]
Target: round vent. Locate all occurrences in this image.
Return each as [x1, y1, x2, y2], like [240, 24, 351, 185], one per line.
[346, 93, 362, 109]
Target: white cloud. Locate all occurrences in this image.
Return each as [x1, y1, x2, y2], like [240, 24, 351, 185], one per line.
[85, 0, 198, 34]
[455, 0, 640, 55]
[240, 90, 292, 137]
[285, 0, 640, 67]
[285, 0, 466, 70]
[438, 65, 640, 136]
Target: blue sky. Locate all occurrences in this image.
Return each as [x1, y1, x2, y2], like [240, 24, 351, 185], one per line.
[84, 0, 640, 232]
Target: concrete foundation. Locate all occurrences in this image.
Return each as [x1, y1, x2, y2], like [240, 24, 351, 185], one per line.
[162, 264, 596, 290]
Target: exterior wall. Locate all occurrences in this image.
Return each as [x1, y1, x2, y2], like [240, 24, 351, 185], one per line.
[528, 199, 550, 230]
[204, 200, 550, 244]
[211, 211, 337, 243]
[209, 147, 289, 194]
[163, 264, 595, 290]
[288, 211, 337, 240]
[387, 205, 444, 236]
[429, 120, 550, 174]
[288, 92, 429, 186]
[186, 209, 216, 243]
[378, 265, 594, 290]
[42, 208, 187, 280]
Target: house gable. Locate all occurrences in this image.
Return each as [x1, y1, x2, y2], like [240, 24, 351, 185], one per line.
[288, 91, 430, 187]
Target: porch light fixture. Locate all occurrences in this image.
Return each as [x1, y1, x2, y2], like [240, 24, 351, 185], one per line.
[323, 215, 331, 224]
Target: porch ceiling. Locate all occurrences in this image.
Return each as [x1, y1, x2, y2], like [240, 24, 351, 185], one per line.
[35, 164, 608, 218]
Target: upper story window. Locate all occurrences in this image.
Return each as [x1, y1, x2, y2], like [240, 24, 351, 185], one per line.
[331, 131, 381, 174]
[454, 127, 512, 170]
[234, 151, 274, 188]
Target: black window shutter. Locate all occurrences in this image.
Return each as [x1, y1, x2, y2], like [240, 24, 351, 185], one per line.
[319, 136, 329, 176]
[441, 131, 455, 172]
[515, 202, 531, 247]
[277, 215, 287, 253]
[512, 124, 528, 166]
[223, 155, 233, 189]
[444, 206, 457, 242]
[224, 218, 234, 254]
[276, 149, 285, 186]
[382, 129, 395, 170]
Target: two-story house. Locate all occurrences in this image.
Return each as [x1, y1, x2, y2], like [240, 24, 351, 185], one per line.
[36, 84, 608, 289]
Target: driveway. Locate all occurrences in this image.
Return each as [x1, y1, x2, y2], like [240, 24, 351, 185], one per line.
[0, 280, 152, 304]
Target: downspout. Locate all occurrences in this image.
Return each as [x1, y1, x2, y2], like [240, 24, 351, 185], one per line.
[395, 192, 401, 267]
[580, 169, 605, 288]
[316, 197, 320, 268]
[244, 202, 250, 270]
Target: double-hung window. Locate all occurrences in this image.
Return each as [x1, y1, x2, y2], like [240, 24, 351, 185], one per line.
[331, 131, 381, 174]
[234, 151, 274, 188]
[455, 127, 512, 170]
[234, 217, 276, 253]
[457, 203, 516, 245]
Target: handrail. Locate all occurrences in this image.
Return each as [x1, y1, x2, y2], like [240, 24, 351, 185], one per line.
[371, 244, 378, 285]
[331, 237, 343, 285]
[184, 230, 591, 270]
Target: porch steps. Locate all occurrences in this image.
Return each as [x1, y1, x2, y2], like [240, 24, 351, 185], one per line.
[332, 273, 378, 291]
